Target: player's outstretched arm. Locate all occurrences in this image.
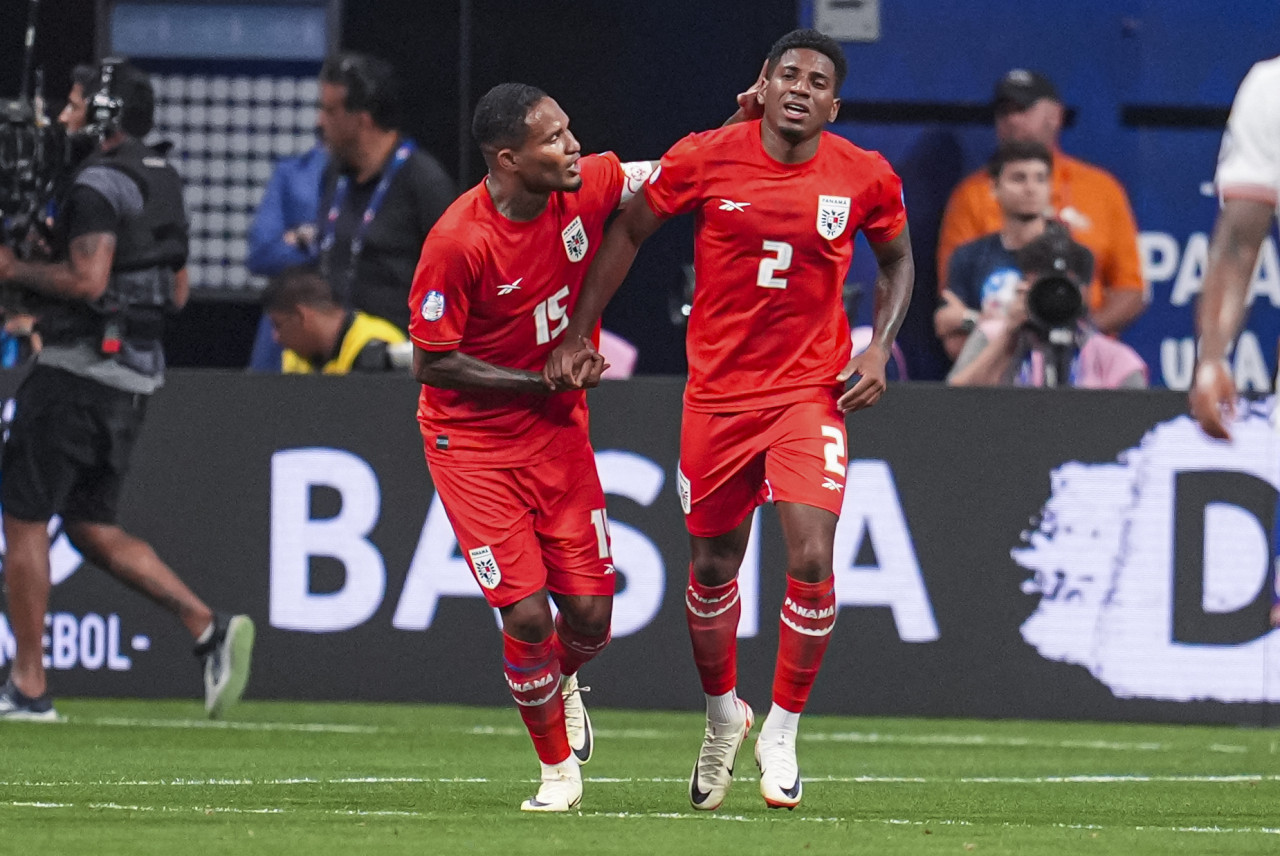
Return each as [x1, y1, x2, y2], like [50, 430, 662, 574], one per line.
[1190, 198, 1274, 440]
[545, 197, 665, 390]
[415, 346, 601, 394]
[838, 225, 915, 413]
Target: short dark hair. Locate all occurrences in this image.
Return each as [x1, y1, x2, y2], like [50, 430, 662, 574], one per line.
[262, 266, 340, 312]
[88, 60, 154, 138]
[765, 28, 848, 89]
[319, 52, 403, 130]
[472, 82, 549, 152]
[70, 64, 95, 91]
[1016, 222, 1094, 284]
[986, 140, 1053, 179]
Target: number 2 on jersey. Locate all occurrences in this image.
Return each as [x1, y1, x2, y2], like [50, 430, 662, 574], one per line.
[757, 240, 793, 289]
[533, 285, 571, 344]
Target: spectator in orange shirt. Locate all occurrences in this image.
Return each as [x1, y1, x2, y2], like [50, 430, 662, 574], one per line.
[937, 70, 1147, 336]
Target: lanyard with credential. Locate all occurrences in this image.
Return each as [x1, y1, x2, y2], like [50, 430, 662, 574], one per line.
[319, 139, 415, 295]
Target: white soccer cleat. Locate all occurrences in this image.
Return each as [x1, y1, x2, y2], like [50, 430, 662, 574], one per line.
[561, 674, 593, 765]
[520, 759, 583, 812]
[755, 729, 802, 810]
[688, 699, 753, 811]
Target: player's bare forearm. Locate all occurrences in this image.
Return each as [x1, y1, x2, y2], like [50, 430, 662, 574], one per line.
[1090, 288, 1145, 336]
[563, 200, 664, 344]
[1197, 198, 1274, 362]
[414, 347, 552, 394]
[867, 226, 915, 353]
[6, 232, 114, 302]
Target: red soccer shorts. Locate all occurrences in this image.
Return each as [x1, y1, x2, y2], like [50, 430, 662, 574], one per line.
[426, 434, 616, 608]
[679, 394, 848, 538]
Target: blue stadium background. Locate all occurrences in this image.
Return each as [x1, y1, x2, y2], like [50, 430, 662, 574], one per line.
[2, 0, 1277, 383]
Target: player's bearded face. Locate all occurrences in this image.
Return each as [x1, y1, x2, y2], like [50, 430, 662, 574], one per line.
[761, 49, 840, 144]
[517, 97, 583, 193]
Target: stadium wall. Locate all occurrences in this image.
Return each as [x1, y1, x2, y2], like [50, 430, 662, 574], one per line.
[2, 373, 1279, 726]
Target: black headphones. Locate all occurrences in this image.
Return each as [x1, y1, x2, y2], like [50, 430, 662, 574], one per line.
[83, 57, 125, 139]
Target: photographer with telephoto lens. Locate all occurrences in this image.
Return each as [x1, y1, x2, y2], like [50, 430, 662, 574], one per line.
[947, 225, 1148, 389]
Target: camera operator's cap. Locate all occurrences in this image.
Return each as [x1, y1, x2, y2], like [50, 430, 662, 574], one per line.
[993, 69, 1060, 113]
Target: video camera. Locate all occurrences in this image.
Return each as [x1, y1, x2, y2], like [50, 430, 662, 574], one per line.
[0, 98, 66, 245]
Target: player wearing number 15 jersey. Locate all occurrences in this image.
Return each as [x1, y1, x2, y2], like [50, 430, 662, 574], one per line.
[408, 83, 655, 813]
[546, 29, 915, 811]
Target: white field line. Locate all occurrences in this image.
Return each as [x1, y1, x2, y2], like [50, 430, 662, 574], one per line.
[29, 716, 1257, 755]
[77, 717, 380, 734]
[2, 774, 1279, 788]
[27, 717, 1257, 756]
[3, 800, 1279, 835]
[470, 725, 1252, 754]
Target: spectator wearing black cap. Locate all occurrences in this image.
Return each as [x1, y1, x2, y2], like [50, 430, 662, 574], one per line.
[938, 69, 1147, 338]
[947, 226, 1147, 388]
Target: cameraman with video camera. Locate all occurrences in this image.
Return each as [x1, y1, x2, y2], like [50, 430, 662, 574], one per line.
[947, 225, 1148, 389]
[0, 60, 254, 720]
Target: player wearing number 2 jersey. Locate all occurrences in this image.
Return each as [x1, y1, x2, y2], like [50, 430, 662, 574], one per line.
[408, 83, 657, 813]
[546, 29, 914, 811]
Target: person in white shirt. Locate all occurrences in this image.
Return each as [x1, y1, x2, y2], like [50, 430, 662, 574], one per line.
[1192, 56, 1280, 433]
[1190, 55, 1280, 627]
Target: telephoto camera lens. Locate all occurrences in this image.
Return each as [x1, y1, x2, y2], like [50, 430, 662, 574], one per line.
[1026, 274, 1083, 330]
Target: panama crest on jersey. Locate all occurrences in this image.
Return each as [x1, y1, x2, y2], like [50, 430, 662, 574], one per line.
[817, 195, 851, 241]
[562, 215, 589, 262]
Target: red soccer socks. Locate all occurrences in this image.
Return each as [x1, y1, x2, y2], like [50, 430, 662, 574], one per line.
[772, 574, 836, 713]
[685, 572, 741, 696]
[551, 612, 610, 677]
[503, 633, 569, 764]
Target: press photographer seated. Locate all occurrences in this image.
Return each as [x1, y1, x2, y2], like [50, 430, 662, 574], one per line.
[263, 266, 408, 374]
[947, 227, 1148, 389]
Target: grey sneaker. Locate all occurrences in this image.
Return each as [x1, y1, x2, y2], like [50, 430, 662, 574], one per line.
[195, 614, 255, 718]
[0, 679, 59, 722]
[561, 673, 593, 765]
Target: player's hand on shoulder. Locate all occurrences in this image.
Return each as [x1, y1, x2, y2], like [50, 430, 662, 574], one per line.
[1189, 358, 1236, 441]
[735, 60, 769, 122]
[837, 342, 889, 414]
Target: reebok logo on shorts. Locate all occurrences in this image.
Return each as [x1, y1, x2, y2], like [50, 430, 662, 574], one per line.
[468, 546, 502, 589]
[677, 467, 692, 515]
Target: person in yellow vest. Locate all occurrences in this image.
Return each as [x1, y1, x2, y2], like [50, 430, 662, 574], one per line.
[264, 267, 408, 374]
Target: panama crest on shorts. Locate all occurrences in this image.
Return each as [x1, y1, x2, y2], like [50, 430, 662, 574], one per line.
[468, 546, 502, 589]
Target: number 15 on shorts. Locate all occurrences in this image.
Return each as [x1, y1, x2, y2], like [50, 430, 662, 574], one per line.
[590, 508, 612, 560]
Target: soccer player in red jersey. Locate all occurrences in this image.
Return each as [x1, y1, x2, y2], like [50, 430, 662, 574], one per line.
[407, 83, 666, 812]
[546, 29, 915, 811]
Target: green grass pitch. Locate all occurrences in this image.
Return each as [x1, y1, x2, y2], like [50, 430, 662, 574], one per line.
[2, 699, 1278, 855]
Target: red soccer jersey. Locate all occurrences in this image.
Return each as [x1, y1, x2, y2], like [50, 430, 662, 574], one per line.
[408, 152, 625, 465]
[645, 121, 906, 412]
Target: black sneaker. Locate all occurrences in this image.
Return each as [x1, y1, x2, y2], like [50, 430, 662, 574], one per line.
[194, 613, 256, 719]
[0, 679, 59, 722]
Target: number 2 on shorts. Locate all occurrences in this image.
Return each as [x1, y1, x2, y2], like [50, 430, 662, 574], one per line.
[820, 425, 846, 475]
